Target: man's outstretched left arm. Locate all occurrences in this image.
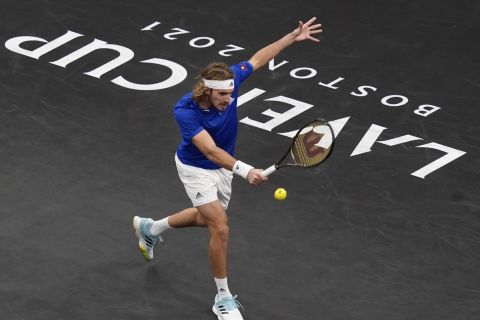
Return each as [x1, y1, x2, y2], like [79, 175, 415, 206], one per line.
[248, 17, 323, 71]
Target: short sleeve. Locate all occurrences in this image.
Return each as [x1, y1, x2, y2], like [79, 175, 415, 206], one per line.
[230, 61, 253, 86]
[174, 108, 204, 142]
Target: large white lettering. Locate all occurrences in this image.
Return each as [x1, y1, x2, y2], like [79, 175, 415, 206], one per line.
[4, 30, 83, 59]
[318, 77, 345, 90]
[164, 28, 190, 40]
[111, 58, 187, 90]
[141, 21, 161, 31]
[50, 39, 135, 78]
[378, 135, 423, 146]
[5, 30, 188, 91]
[237, 88, 266, 107]
[381, 95, 409, 107]
[189, 37, 215, 48]
[412, 143, 466, 179]
[290, 67, 317, 79]
[240, 96, 314, 131]
[350, 85, 377, 97]
[268, 58, 289, 71]
[3, 25, 467, 179]
[414, 104, 441, 117]
[219, 44, 244, 57]
[351, 124, 387, 156]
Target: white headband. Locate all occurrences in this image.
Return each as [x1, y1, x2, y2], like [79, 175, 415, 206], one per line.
[203, 78, 235, 90]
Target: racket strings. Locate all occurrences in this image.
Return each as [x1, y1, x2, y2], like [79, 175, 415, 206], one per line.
[291, 121, 333, 167]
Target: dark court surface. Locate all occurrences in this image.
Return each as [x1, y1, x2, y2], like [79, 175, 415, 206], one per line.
[1, 1, 479, 319]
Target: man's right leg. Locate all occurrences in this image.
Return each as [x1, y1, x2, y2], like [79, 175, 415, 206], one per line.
[196, 201, 229, 279]
[197, 201, 244, 320]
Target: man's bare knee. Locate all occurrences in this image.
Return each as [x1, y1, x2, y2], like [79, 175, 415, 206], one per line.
[207, 219, 229, 243]
[212, 224, 229, 243]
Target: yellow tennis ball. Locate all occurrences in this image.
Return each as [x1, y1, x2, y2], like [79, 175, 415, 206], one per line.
[274, 188, 287, 201]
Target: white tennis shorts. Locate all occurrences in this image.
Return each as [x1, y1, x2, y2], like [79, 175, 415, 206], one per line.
[175, 153, 233, 209]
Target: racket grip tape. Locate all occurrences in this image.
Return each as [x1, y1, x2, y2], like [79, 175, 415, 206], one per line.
[262, 165, 277, 177]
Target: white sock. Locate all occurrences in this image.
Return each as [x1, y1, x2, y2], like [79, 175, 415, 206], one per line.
[214, 277, 232, 298]
[149, 217, 173, 236]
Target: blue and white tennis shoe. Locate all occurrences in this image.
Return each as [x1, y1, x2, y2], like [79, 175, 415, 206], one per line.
[212, 294, 244, 320]
[132, 216, 163, 261]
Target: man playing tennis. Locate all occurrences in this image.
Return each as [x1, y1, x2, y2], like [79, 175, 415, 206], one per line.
[133, 17, 322, 320]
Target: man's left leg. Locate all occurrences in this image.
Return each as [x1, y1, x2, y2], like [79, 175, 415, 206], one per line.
[133, 207, 207, 261]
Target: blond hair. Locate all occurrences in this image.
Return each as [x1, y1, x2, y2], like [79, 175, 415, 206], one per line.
[193, 62, 234, 102]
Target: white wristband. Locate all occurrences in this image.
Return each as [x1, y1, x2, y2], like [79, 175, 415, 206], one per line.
[232, 160, 254, 179]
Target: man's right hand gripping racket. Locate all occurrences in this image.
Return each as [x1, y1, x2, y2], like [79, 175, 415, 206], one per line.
[262, 118, 335, 176]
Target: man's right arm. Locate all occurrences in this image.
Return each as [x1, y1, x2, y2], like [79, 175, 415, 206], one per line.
[192, 130, 267, 185]
[192, 130, 237, 170]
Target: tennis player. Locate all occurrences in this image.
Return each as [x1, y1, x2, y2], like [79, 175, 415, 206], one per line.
[133, 17, 322, 320]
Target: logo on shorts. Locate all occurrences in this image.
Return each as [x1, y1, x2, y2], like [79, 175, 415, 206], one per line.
[195, 192, 203, 199]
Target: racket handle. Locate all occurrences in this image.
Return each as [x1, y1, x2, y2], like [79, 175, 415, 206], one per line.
[262, 165, 277, 177]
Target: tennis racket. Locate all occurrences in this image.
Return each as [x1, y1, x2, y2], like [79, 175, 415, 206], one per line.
[262, 118, 335, 176]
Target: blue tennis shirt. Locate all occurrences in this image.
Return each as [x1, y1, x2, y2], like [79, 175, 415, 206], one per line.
[174, 61, 253, 169]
